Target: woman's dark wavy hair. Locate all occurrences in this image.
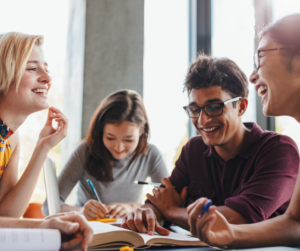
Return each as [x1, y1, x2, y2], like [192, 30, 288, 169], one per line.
[184, 53, 249, 108]
[85, 90, 149, 182]
[259, 14, 300, 71]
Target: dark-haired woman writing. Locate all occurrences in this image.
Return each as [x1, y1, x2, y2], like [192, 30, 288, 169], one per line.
[187, 13, 300, 248]
[43, 90, 168, 220]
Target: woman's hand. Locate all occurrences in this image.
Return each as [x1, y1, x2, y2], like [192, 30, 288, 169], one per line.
[187, 198, 235, 247]
[108, 203, 141, 218]
[81, 200, 108, 220]
[38, 107, 68, 151]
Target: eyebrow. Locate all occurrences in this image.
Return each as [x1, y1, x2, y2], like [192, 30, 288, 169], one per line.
[106, 133, 115, 137]
[188, 98, 223, 106]
[106, 133, 133, 138]
[27, 60, 48, 67]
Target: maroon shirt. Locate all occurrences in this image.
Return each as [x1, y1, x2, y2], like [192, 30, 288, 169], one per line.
[169, 122, 299, 223]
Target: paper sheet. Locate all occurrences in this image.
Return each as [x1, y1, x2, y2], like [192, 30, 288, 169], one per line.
[0, 228, 60, 251]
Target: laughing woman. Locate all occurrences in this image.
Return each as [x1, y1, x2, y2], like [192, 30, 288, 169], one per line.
[187, 14, 300, 248]
[0, 32, 68, 217]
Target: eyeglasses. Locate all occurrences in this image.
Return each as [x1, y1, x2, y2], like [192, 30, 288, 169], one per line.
[254, 48, 286, 71]
[183, 97, 242, 118]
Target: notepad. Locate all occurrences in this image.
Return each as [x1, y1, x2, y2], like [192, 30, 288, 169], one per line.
[0, 228, 60, 251]
[88, 222, 207, 249]
[89, 218, 117, 223]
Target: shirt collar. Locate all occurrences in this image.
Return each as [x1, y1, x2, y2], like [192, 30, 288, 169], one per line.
[203, 122, 262, 159]
[238, 122, 263, 158]
[0, 118, 14, 140]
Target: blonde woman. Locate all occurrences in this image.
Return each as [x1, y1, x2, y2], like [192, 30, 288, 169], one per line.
[0, 32, 93, 250]
[0, 32, 68, 217]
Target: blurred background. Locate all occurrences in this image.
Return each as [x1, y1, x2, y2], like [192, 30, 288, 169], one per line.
[0, 0, 299, 206]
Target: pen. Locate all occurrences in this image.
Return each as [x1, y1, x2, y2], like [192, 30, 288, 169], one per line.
[87, 179, 108, 218]
[199, 199, 212, 217]
[134, 180, 167, 188]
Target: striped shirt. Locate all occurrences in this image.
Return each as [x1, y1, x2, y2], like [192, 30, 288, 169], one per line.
[0, 118, 14, 179]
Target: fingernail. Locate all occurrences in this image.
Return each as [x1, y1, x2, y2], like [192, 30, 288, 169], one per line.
[149, 231, 153, 235]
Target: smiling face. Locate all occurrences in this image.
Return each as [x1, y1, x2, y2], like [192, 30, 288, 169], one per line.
[4, 45, 51, 114]
[103, 121, 141, 160]
[250, 35, 300, 117]
[190, 86, 245, 146]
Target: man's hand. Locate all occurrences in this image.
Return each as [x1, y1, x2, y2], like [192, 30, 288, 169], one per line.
[40, 213, 93, 251]
[121, 208, 170, 236]
[108, 203, 141, 218]
[146, 178, 188, 220]
[187, 197, 235, 247]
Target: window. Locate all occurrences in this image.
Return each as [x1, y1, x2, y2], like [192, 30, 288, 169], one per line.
[144, 0, 189, 176]
[212, 0, 256, 123]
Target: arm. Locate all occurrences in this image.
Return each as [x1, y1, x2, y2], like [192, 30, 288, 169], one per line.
[224, 137, 299, 223]
[0, 107, 68, 217]
[153, 203, 247, 231]
[187, 172, 300, 248]
[0, 213, 93, 251]
[56, 142, 87, 215]
[217, 206, 248, 224]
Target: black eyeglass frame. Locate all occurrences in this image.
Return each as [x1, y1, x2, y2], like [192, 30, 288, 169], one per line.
[254, 48, 286, 71]
[183, 97, 242, 118]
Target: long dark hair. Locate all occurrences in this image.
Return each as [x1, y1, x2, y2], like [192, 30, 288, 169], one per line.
[260, 14, 300, 70]
[85, 90, 149, 182]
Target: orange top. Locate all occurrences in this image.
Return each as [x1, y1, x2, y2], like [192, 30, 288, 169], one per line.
[0, 118, 14, 179]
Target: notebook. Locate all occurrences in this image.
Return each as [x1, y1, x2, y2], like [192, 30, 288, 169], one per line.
[88, 222, 207, 249]
[0, 228, 60, 251]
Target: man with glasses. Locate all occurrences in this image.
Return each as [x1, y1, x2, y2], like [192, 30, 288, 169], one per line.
[121, 54, 299, 235]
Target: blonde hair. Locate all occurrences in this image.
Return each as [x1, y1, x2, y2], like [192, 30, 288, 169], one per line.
[0, 32, 44, 96]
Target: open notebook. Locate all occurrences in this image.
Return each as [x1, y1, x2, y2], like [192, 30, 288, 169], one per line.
[88, 222, 207, 249]
[0, 228, 60, 251]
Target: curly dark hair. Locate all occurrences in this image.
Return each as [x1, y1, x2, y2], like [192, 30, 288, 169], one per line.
[184, 53, 249, 107]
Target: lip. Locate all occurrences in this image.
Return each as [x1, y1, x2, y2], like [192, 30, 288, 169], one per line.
[114, 150, 125, 155]
[200, 126, 221, 135]
[255, 83, 267, 93]
[31, 84, 49, 91]
[261, 89, 268, 105]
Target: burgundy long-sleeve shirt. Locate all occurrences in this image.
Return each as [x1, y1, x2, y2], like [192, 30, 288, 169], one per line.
[168, 122, 299, 223]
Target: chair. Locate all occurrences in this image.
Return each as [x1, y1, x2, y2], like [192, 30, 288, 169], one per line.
[23, 202, 45, 219]
[43, 157, 61, 215]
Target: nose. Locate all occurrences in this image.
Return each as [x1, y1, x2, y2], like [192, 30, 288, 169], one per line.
[249, 70, 259, 84]
[39, 68, 52, 87]
[197, 109, 212, 126]
[115, 141, 124, 152]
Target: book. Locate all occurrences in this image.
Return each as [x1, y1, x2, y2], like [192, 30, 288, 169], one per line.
[0, 228, 60, 251]
[88, 222, 207, 249]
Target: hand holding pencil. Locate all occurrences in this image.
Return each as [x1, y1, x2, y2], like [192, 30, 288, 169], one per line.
[83, 179, 108, 220]
[82, 199, 108, 220]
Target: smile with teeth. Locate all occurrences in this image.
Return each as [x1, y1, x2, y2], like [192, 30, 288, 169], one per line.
[202, 126, 218, 132]
[258, 85, 268, 97]
[33, 89, 48, 94]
